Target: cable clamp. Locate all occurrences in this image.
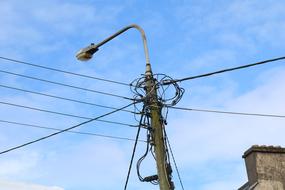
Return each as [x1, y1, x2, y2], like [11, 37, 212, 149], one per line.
[143, 175, 158, 182]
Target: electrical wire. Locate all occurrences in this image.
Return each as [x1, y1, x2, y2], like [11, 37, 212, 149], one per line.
[136, 113, 154, 183]
[0, 101, 137, 127]
[168, 106, 285, 118]
[0, 119, 146, 142]
[130, 74, 184, 107]
[0, 101, 136, 155]
[0, 56, 131, 87]
[124, 106, 145, 190]
[129, 74, 184, 187]
[163, 56, 285, 84]
[0, 84, 136, 114]
[165, 133, 185, 190]
[0, 69, 133, 100]
[162, 126, 174, 190]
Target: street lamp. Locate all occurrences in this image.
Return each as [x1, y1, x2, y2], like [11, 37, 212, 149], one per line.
[76, 24, 172, 190]
[76, 24, 152, 77]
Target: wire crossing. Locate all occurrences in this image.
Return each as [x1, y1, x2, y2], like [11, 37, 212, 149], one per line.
[0, 69, 133, 100]
[164, 56, 285, 84]
[0, 101, 137, 127]
[0, 56, 131, 87]
[0, 102, 136, 155]
[0, 84, 136, 114]
[168, 106, 285, 118]
[0, 119, 145, 142]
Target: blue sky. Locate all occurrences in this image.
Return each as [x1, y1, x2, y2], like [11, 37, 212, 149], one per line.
[0, 0, 285, 190]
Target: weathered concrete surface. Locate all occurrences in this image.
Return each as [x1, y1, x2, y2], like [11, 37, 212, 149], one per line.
[239, 145, 285, 190]
[255, 180, 283, 190]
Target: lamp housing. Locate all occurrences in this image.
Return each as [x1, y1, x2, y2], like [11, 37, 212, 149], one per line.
[76, 43, 99, 61]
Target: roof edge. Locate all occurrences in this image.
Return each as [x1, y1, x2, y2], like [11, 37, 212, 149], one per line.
[243, 145, 285, 158]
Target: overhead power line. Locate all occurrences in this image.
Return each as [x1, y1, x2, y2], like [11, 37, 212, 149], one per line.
[168, 106, 285, 118]
[0, 101, 137, 127]
[0, 84, 136, 114]
[165, 133, 185, 190]
[124, 106, 145, 190]
[0, 69, 133, 100]
[0, 119, 145, 142]
[164, 56, 285, 84]
[0, 102, 136, 155]
[0, 56, 131, 87]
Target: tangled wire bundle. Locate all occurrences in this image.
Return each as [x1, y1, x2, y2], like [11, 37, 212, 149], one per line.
[129, 74, 184, 187]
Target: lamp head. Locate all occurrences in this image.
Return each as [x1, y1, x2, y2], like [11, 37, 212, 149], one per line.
[76, 43, 99, 61]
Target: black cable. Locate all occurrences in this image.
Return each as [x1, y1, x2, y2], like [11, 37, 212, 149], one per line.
[164, 56, 285, 84]
[165, 133, 185, 190]
[168, 106, 285, 118]
[124, 106, 145, 190]
[0, 69, 133, 100]
[137, 115, 152, 182]
[0, 101, 137, 127]
[0, 56, 131, 87]
[0, 84, 136, 114]
[0, 102, 136, 155]
[0, 119, 146, 142]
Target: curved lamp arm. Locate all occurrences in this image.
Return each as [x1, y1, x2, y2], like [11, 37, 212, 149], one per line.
[76, 24, 152, 76]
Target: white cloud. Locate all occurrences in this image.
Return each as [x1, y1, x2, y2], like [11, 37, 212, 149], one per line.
[0, 179, 64, 190]
[171, 67, 285, 160]
[0, 150, 42, 181]
[174, 0, 285, 60]
[0, 0, 124, 56]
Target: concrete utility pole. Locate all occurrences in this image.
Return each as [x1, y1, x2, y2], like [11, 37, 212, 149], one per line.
[76, 24, 172, 190]
[145, 68, 172, 190]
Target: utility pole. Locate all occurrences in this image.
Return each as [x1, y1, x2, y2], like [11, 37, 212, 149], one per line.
[145, 65, 172, 190]
[76, 24, 172, 190]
